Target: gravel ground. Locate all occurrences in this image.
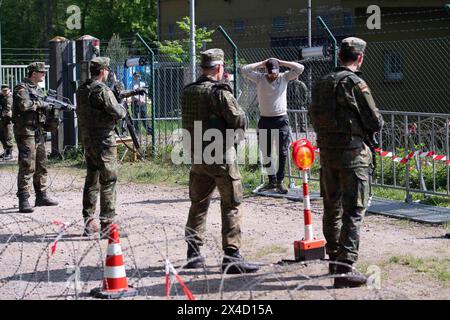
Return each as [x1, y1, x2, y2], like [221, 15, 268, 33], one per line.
[0, 165, 449, 300]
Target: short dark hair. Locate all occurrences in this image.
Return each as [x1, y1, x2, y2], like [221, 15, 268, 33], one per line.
[90, 65, 102, 77]
[265, 59, 280, 74]
[27, 71, 34, 78]
[339, 50, 362, 64]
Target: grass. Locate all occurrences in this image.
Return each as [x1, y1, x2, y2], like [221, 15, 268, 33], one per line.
[388, 255, 450, 285]
[373, 186, 450, 208]
[3, 143, 450, 209]
[118, 161, 190, 186]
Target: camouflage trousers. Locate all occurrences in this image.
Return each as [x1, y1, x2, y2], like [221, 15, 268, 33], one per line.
[0, 119, 13, 150]
[82, 144, 118, 222]
[320, 160, 370, 263]
[15, 133, 48, 196]
[186, 163, 244, 251]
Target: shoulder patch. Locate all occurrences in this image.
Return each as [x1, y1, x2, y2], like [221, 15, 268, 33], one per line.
[358, 81, 370, 93]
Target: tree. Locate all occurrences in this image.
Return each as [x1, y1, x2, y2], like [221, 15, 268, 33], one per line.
[105, 34, 129, 67]
[0, 0, 158, 56]
[157, 17, 214, 63]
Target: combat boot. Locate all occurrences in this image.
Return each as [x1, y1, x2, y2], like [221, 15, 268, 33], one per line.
[222, 248, 260, 274]
[258, 177, 277, 192]
[276, 181, 289, 194]
[83, 217, 100, 237]
[329, 261, 338, 275]
[100, 221, 113, 240]
[100, 221, 128, 239]
[184, 243, 205, 269]
[333, 261, 367, 289]
[18, 193, 34, 213]
[328, 255, 338, 274]
[35, 192, 58, 207]
[3, 148, 12, 161]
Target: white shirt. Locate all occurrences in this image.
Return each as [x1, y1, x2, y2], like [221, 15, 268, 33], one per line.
[132, 81, 146, 104]
[242, 63, 304, 117]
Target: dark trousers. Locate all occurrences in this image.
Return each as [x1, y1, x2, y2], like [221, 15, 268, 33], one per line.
[132, 101, 151, 134]
[257, 115, 290, 183]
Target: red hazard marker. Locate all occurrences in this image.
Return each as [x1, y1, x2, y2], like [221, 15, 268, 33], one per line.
[50, 221, 67, 256]
[90, 224, 138, 299]
[291, 139, 326, 261]
[165, 260, 195, 300]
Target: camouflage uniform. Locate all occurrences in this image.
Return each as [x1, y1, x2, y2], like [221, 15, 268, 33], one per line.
[309, 38, 384, 264]
[76, 57, 126, 225]
[182, 49, 247, 252]
[12, 63, 52, 205]
[0, 85, 14, 158]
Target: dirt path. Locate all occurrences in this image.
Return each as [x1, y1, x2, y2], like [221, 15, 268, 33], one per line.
[0, 167, 448, 300]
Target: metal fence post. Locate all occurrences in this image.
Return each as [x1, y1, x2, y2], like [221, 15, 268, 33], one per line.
[135, 33, 156, 156]
[317, 16, 338, 68]
[217, 26, 238, 99]
[404, 115, 412, 203]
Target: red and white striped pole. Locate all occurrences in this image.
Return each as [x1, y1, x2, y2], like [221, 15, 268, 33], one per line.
[302, 170, 313, 241]
[166, 260, 195, 300]
[291, 138, 326, 261]
[165, 260, 170, 299]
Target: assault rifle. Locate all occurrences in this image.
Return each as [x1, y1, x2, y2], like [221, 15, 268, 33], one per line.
[45, 90, 76, 111]
[364, 133, 379, 207]
[32, 90, 76, 133]
[111, 82, 147, 158]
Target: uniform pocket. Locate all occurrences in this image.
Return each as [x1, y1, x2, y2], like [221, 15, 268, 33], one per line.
[227, 163, 241, 180]
[354, 167, 369, 208]
[231, 179, 243, 205]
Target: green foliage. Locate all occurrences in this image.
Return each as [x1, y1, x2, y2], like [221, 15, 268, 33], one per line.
[0, 0, 157, 55]
[105, 34, 129, 65]
[157, 17, 214, 63]
[376, 153, 449, 191]
[388, 255, 450, 284]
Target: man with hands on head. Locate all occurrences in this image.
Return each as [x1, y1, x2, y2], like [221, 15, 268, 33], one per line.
[242, 58, 304, 194]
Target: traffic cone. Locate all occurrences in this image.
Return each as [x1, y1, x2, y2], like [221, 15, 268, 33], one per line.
[90, 224, 138, 299]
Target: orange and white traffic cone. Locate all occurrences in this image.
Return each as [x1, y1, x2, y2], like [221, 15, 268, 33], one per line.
[90, 224, 138, 299]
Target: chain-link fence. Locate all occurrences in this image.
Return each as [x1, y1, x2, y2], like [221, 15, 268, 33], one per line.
[102, 36, 449, 157]
[362, 37, 450, 114]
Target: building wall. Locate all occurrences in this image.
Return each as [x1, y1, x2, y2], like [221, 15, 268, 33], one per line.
[158, 0, 450, 113]
[159, 0, 350, 48]
[340, 1, 450, 112]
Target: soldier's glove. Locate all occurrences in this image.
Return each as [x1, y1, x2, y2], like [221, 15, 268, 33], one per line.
[133, 88, 147, 96]
[38, 100, 53, 111]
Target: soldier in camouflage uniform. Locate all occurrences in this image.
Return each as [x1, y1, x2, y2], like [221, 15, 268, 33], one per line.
[12, 62, 58, 213]
[309, 38, 384, 288]
[76, 57, 126, 237]
[181, 49, 259, 274]
[0, 84, 14, 160]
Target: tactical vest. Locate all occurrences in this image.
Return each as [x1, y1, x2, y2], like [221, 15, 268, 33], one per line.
[76, 80, 117, 132]
[311, 70, 366, 149]
[2, 94, 13, 119]
[182, 79, 230, 133]
[181, 78, 231, 159]
[12, 80, 45, 129]
[0, 95, 5, 117]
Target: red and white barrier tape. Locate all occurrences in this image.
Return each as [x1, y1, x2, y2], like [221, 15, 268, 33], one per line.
[165, 260, 195, 300]
[374, 148, 450, 165]
[50, 221, 68, 256]
[314, 147, 449, 165]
